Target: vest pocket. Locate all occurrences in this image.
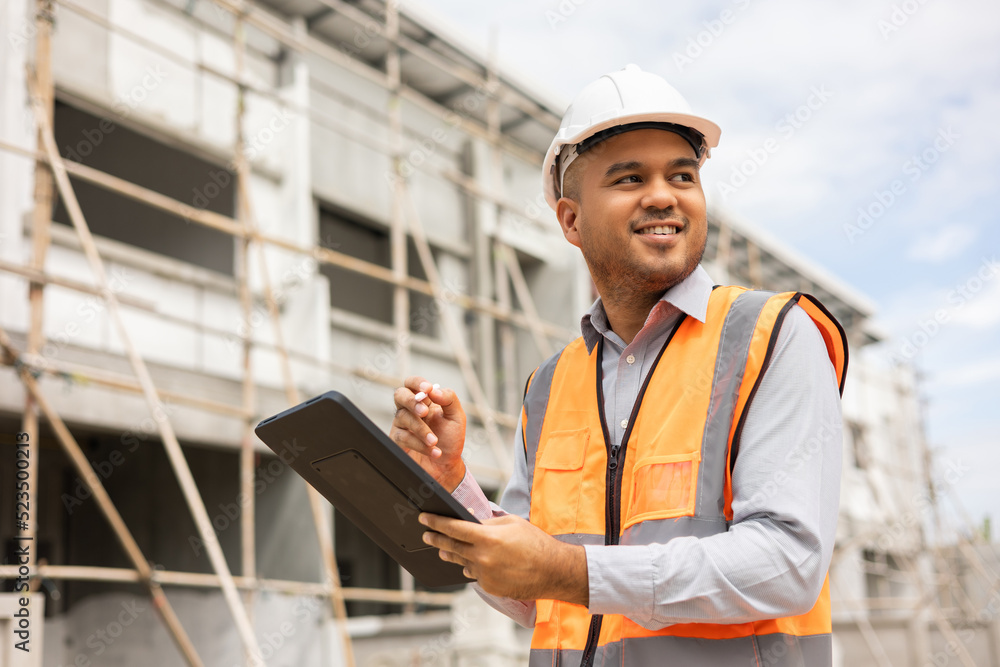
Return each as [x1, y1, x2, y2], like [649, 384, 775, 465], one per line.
[624, 452, 700, 530]
[532, 427, 589, 535]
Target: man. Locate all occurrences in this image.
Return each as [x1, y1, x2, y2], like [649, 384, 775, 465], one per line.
[391, 65, 846, 666]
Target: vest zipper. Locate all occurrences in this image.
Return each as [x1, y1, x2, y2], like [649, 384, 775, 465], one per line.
[579, 324, 684, 667]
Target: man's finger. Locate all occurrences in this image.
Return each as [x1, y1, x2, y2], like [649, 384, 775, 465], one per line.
[390, 426, 439, 458]
[390, 409, 438, 449]
[403, 376, 429, 394]
[422, 527, 470, 555]
[424, 385, 464, 421]
[394, 384, 432, 419]
[419, 513, 483, 543]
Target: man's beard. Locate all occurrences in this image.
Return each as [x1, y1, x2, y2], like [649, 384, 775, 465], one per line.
[580, 213, 706, 303]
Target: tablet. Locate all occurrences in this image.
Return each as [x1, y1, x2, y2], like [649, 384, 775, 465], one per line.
[254, 391, 478, 588]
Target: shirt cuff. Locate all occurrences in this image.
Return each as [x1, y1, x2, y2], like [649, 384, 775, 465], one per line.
[584, 544, 656, 622]
[450, 467, 497, 521]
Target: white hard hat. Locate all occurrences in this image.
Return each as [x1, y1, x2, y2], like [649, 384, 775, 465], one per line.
[542, 64, 721, 211]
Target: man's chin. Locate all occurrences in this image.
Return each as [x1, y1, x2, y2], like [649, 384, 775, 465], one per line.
[640, 262, 699, 294]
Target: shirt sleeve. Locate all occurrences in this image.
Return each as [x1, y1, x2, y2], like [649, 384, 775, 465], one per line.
[452, 424, 539, 628]
[585, 304, 844, 627]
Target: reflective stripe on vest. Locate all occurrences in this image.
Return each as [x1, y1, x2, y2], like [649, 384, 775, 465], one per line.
[520, 286, 848, 666]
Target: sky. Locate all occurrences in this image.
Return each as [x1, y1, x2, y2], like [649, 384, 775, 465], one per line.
[408, 0, 1000, 538]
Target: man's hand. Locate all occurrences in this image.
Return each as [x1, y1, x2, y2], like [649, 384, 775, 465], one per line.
[419, 512, 589, 606]
[390, 377, 467, 492]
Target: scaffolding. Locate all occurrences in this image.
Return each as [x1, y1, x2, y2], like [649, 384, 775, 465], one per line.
[0, 0, 574, 663]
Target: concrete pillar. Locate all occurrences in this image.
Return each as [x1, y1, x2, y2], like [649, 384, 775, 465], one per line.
[0, 0, 32, 329]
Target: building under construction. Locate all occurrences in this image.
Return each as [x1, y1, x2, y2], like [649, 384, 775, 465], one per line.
[0, 0, 997, 665]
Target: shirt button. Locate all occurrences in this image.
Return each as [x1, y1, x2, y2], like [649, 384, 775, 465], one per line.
[620, 419, 628, 429]
[626, 354, 636, 365]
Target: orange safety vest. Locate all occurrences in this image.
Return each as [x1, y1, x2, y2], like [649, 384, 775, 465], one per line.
[520, 286, 848, 667]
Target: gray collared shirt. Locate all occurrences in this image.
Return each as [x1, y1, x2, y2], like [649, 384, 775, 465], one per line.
[453, 264, 843, 629]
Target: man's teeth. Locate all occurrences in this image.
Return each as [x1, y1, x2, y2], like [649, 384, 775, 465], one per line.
[638, 226, 678, 235]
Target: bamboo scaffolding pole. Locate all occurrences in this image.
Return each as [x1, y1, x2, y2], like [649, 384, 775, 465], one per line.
[0, 138, 576, 343]
[484, 39, 516, 415]
[0, 326, 206, 667]
[232, 17, 260, 667]
[493, 240, 519, 415]
[384, 1, 418, 612]
[499, 244, 553, 358]
[484, 35, 532, 420]
[230, 17, 355, 665]
[403, 186, 510, 472]
[17, 353, 249, 417]
[386, 0, 410, 384]
[0, 258, 156, 309]
[20, 0, 57, 580]
[0, 564, 457, 605]
[26, 73, 266, 664]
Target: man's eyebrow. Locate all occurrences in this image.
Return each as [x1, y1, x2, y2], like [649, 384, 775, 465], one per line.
[604, 161, 642, 179]
[671, 157, 702, 171]
[603, 157, 701, 179]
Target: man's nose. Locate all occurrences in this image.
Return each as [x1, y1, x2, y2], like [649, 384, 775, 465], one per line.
[640, 177, 679, 210]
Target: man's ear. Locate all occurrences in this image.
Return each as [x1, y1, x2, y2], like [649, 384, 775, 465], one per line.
[556, 197, 582, 249]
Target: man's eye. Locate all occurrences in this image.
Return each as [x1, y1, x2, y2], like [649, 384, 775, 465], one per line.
[669, 173, 695, 182]
[616, 175, 642, 184]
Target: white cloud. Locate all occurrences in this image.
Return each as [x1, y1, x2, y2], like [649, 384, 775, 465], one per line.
[934, 356, 1000, 388]
[949, 264, 1000, 330]
[906, 224, 977, 263]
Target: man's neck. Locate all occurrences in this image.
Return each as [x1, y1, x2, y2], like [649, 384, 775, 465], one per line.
[601, 290, 662, 345]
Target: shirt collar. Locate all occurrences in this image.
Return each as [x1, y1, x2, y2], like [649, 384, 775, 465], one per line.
[580, 264, 715, 352]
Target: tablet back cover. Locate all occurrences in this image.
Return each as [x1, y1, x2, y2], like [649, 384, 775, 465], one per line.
[255, 391, 477, 588]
